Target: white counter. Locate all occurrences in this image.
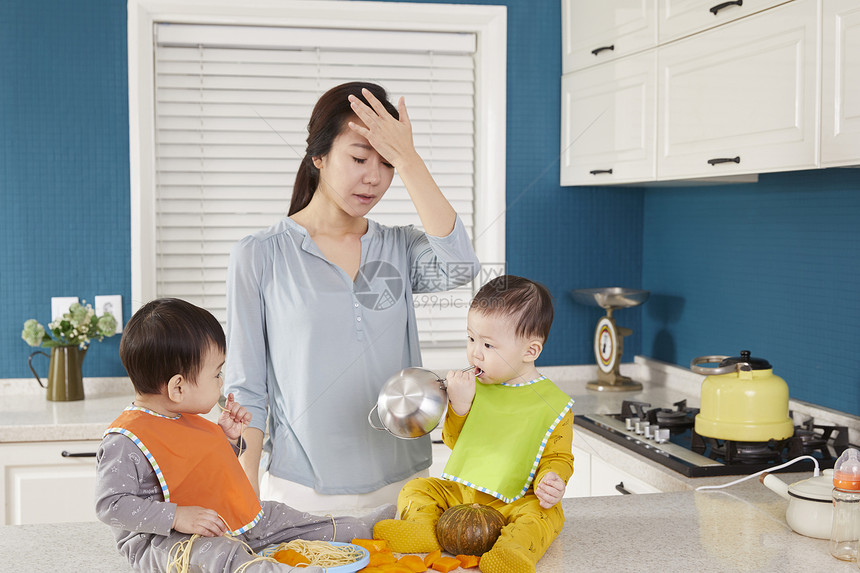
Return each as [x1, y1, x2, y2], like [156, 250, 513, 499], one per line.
[0, 377, 136, 442]
[1, 480, 856, 572]
[2, 358, 859, 572]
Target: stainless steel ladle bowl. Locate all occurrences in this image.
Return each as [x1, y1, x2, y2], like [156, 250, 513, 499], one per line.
[368, 367, 470, 439]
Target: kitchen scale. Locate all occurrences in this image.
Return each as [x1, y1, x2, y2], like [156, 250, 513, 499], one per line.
[572, 287, 650, 392]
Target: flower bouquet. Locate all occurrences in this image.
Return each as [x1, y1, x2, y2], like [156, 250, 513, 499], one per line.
[22, 301, 118, 401]
[22, 301, 117, 349]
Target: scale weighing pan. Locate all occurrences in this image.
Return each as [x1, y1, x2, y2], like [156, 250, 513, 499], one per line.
[571, 287, 650, 311]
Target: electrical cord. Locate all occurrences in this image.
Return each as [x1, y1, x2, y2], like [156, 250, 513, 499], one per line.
[694, 455, 821, 491]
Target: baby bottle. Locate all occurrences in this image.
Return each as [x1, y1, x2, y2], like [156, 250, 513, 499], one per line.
[829, 448, 860, 561]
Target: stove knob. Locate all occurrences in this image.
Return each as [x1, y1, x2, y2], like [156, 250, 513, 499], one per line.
[655, 428, 670, 443]
[635, 421, 649, 435]
[625, 417, 639, 431]
[645, 425, 659, 439]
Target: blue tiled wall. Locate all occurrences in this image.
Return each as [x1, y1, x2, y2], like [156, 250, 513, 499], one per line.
[2, 0, 856, 417]
[642, 169, 860, 415]
[1, 0, 129, 377]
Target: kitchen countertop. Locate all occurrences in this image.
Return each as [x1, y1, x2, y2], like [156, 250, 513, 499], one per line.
[0, 376, 137, 442]
[1, 477, 855, 572]
[2, 357, 859, 571]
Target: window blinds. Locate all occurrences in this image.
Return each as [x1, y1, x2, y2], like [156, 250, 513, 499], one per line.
[153, 23, 478, 348]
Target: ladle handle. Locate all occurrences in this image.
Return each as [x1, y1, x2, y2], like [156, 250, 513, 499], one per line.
[367, 404, 387, 431]
[438, 366, 477, 389]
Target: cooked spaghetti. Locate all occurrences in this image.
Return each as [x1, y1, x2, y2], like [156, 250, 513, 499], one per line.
[269, 539, 365, 567]
[167, 531, 276, 573]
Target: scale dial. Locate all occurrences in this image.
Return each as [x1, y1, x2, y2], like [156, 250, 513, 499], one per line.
[594, 316, 618, 374]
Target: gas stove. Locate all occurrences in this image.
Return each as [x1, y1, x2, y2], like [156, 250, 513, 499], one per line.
[574, 400, 853, 477]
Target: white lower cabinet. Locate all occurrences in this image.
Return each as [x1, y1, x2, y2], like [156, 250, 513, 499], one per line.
[570, 429, 662, 497]
[0, 440, 100, 525]
[566, 445, 592, 498]
[589, 456, 661, 496]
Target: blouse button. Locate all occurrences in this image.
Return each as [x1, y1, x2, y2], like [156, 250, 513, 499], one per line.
[356, 316, 362, 322]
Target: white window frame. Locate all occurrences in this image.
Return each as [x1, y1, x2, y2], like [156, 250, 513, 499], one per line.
[128, 0, 507, 368]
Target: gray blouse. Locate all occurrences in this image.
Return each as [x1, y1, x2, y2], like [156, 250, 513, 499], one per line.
[224, 216, 479, 494]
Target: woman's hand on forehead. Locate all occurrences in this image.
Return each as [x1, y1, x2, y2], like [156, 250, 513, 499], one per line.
[347, 88, 416, 168]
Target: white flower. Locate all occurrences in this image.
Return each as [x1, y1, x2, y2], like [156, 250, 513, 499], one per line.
[21, 302, 118, 348]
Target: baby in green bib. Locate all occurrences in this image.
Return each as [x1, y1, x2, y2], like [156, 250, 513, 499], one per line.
[374, 275, 575, 573]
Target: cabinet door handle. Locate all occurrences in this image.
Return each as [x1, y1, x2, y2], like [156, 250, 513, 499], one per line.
[589, 168, 614, 175]
[591, 45, 615, 56]
[710, 0, 743, 15]
[615, 482, 632, 495]
[61, 450, 97, 458]
[707, 156, 740, 166]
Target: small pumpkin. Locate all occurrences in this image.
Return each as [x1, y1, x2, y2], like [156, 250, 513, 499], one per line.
[435, 503, 505, 556]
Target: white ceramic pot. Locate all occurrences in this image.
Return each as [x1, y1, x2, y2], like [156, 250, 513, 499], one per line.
[760, 468, 834, 539]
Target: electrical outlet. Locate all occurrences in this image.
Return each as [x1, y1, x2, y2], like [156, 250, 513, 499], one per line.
[95, 295, 123, 333]
[51, 297, 79, 321]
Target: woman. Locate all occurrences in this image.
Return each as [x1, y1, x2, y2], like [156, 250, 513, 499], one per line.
[225, 82, 480, 511]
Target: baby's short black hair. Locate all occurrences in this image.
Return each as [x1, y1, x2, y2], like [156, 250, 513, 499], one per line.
[470, 275, 554, 342]
[119, 298, 225, 395]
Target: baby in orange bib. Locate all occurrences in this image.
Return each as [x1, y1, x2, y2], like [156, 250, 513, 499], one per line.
[95, 298, 393, 572]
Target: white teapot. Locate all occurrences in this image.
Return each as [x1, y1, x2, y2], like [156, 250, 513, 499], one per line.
[760, 469, 834, 539]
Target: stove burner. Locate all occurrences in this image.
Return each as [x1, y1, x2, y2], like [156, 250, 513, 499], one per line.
[654, 407, 694, 428]
[692, 432, 788, 464]
[787, 422, 849, 460]
[620, 399, 698, 431]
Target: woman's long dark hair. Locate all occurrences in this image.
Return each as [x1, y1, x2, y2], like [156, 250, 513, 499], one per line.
[288, 82, 399, 216]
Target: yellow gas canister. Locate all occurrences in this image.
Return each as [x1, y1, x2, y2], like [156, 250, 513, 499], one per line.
[691, 351, 794, 442]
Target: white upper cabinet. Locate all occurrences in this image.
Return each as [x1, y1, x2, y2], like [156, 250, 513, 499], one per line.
[562, 0, 657, 73]
[561, 51, 657, 185]
[657, 0, 820, 180]
[658, 0, 791, 43]
[821, 0, 860, 167]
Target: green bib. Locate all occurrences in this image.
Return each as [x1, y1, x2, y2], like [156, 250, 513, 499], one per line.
[441, 376, 574, 503]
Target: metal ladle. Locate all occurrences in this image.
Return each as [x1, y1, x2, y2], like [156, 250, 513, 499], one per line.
[368, 366, 474, 439]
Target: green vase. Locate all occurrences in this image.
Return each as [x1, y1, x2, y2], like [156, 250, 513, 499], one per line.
[28, 346, 87, 401]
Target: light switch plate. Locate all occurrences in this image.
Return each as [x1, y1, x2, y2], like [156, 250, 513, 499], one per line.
[95, 295, 123, 333]
[51, 297, 79, 321]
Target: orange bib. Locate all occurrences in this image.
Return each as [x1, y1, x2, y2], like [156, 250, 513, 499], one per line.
[106, 406, 262, 534]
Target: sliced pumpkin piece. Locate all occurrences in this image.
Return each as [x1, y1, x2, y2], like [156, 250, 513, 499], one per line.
[396, 554, 428, 572]
[455, 554, 480, 568]
[423, 549, 441, 567]
[352, 538, 391, 553]
[271, 548, 310, 566]
[378, 564, 415, 573]
[431, 556, 462, 573]
[368, 550, 397, 566]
